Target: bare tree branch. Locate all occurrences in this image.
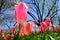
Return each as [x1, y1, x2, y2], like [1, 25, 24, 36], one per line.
[42, 0, 45, 21]
[0, 0, 4, 11]
[29, 7, 36, 12]
[50, 9, 60, 19]
[13, 22, 17, 26]
[27, 11, 37, 20]
[27, 20, 34, 22]
[44, 1, 56, 21]
[33, 0, 42, 22]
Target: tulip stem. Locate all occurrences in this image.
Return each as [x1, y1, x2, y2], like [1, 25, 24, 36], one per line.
[18, 23, 22, 35]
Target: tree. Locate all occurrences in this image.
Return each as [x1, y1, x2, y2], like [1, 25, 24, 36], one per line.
[21, 0, 60, 26]
[0, 0, 18, 29]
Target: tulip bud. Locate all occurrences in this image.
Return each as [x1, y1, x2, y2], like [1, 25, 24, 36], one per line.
[6, 34, 10, 38]
[0, 29, 3, 33]
[14, 2, 28, 23]
[1, 33, 5, 38]
[56, 25, 60, 30]
[20, 22, 32, 35]
[45, 17, 50, 26]
[19, 33, 25, 37]
[49, 24, 53, 31]
[39, 22, 47, 32]
[11, 34, 14, 38]
[11, 26, 16, 33]
[34, 20, 38, 24]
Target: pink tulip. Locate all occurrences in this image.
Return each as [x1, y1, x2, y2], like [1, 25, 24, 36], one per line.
[11, 26, 15, 33]
[45, 17, 50, 26]
[34, 20, 38, 24]
[14, 2, 28, 23]
[39, 22, 47, 32]
[0, 29, 3, 33]
[1, 33, 5, 38]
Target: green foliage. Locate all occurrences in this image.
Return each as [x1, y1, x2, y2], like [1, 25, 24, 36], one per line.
[0, 31, 60, 40]
[52, 4, 57, 10]
[16, 32, 60, 40]
[19, 32, 60, 40]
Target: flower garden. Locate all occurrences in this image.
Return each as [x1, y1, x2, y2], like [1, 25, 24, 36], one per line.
[0, 2, 60, 40]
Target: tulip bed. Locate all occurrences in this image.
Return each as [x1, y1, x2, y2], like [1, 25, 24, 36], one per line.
[0, 2, 60, 40]
[13, 31, 60, 40]
[0, 31, 60, 40]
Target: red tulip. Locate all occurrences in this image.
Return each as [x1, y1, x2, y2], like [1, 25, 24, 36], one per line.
[20, 22, 32, 35]
[14, 2, 28, 23]
[39, 22, 47, 32]
[11, 26, 15, 33]
[45, 17, 50, 26]
[0, 29, 3, 33]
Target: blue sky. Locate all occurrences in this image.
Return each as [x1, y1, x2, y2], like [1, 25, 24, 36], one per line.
[0, 0, 60, 30]
[58, 0, 60, 16]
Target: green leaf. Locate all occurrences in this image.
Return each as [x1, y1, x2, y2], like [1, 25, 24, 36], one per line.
[52, 4, 57, 10]
[7, 38, 13, 40]
[13, 33, 19, 40]
[48, 35, 55, 40]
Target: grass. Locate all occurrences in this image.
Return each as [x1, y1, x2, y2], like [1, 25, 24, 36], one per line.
[0, 31, 60, 40]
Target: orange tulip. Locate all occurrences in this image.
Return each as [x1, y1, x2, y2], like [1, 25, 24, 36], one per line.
[6, 34, 10, 38]
[45, 17, 50, 26]
[56, 25, 60, 30]
[19, 33, 25, 37]
[14, 2, 28, 23]
[24, 22, 32, 35]
[11, 34, 14, 38]
[20, 22, 32, 35]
